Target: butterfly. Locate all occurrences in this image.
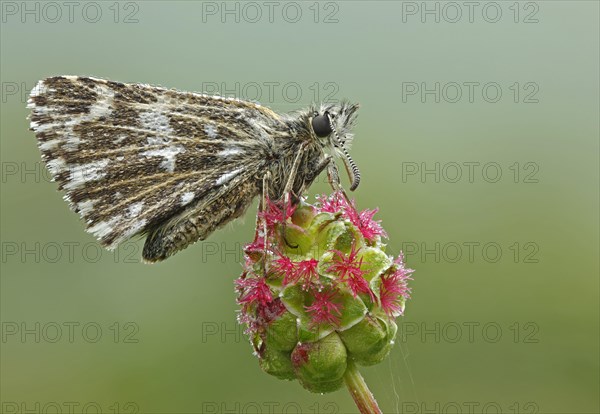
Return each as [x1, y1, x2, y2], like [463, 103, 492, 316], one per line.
[28, 76, 360, 262]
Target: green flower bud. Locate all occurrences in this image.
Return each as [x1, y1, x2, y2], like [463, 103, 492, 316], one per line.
[265, 310, 298, 351]
[291, 333, 347, 393]
[259, 347, 295, 380]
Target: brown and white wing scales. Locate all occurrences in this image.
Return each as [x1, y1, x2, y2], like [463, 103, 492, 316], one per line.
[142, 177, 259, 262]
[27, 76, 286, 258]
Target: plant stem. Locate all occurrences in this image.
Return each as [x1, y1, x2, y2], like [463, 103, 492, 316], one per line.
[343, 361, 382, 414]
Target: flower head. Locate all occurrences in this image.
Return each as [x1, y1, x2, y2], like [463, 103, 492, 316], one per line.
[235, 191, 415, 393]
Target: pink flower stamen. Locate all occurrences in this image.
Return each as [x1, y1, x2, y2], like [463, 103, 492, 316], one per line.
[318, 192, 387, 242]
[355, 208, 388, 242]
[236, 276, 273, 308]
[305, 288, 342, 326]
[317, 192, 348, 214]
[244, 235, 265, 253]
[327, 247, 374, 300]
[296, 258, 319, 290]
[272, 255, 297, 285]
[259, 196, 296, 229]
[274, 256, 320, 290]
[380, 254, 414, 317]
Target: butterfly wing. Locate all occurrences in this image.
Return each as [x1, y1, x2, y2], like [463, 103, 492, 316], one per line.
[28, 76, 287, 258]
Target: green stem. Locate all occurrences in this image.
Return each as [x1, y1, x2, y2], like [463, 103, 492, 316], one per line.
[343, 361, 382, 414]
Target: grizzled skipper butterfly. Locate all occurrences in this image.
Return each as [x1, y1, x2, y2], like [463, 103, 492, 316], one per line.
[27, 76, 360, 262]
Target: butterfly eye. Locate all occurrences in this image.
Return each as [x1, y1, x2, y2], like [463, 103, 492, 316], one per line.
[311, 113, 332, 138]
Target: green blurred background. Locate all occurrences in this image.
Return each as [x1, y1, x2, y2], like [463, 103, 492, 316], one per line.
[1, 1, 598, 413]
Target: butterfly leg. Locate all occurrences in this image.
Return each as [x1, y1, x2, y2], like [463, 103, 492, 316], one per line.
[327, 159, 343, 192]
[281, 143, 309, 201]
[327, 160, 352, 204]
[259, 170, 272, 275]
[278, 143, 312, 251]
[309, 155, 333, 186]
[280, 141, 312, 224]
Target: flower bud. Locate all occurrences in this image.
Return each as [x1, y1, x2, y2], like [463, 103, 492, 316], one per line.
[236, 192, 414, 393]
[291, 333, 347, 393]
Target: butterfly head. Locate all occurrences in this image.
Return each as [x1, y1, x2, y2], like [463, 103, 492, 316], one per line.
[310, 101, 360, 191]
